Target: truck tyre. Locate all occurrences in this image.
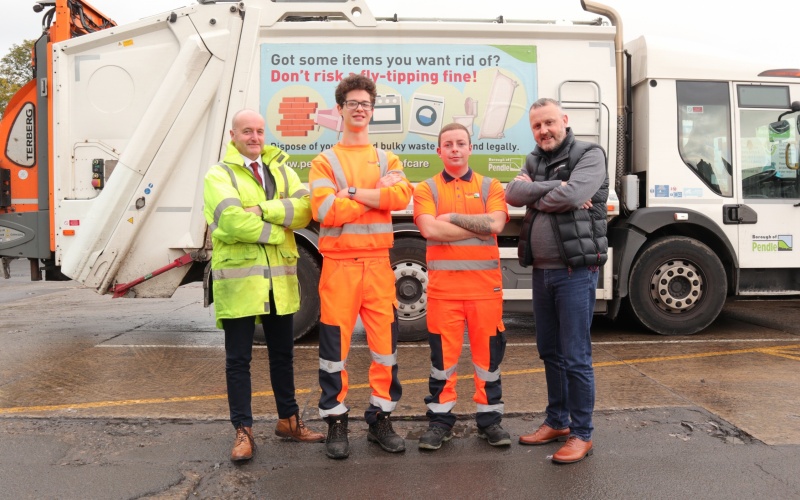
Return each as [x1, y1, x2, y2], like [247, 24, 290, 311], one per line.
[390, 237, 430, 342]
[629, 236, 726, 335]
[293, 245, 321, 341]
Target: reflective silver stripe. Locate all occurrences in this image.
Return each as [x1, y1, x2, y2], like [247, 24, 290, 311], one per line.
[427, 401, 457, 413]
[319, 222, 393, 238]
[321, 150, 349, 191]
[292, 188, 310, 198]
[214, 197, 242, 224]
[473, 363, 501, 383]
[427, 237, 494, 247]
[281, 199, 294, 226]
[219, 163, 238, 191]
[277, 165, 290, 199]
[257, 222, 274, 244]
[212, 266, 270, 280]
[319, 357, 347, 373]
[263, 301, 270, 314]
[481, 175, 492, 203]
[311, 179, 337, 191]
[319, 403, 349, 418]
[430, 364, 458, 381]
[271, 265, 297, 277]
[377, 148, 388, 176]
[209, 222, 218, 234]
[371, 350, 397, 367]
[425, 178, 438, 206]
[477, 403, 504, 414]
[427, 259, 499, 271]
[317, 194, 335, 222]
[370, 395, 397, 412]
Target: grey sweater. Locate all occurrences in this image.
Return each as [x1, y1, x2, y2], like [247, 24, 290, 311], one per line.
[505, 131, 607, 269]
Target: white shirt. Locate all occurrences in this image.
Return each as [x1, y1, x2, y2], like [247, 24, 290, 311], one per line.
[243, 155, 264, 190]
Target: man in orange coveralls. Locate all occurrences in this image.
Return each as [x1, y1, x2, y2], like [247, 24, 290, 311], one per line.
[413, 122, 510, 450]
[309, 74, 413, 460]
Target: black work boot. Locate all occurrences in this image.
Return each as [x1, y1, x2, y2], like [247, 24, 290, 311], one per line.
[367, 413, 406, 453]
[478, 422, 512, 446]
[418, 424, 453, 450]
[325, 414, 350, 459]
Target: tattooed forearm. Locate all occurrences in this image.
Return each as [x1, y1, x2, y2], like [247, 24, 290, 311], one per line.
[449, 213, 493, 234]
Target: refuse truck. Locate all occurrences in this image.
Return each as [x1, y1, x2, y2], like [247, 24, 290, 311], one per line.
[2, 0, 799, 340]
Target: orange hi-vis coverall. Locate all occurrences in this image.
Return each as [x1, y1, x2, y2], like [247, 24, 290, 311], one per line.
[309, 143, 413, 424]
[413, 168, 509, 429]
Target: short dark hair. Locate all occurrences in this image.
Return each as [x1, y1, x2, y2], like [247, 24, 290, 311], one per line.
[335, 74, 377, 107]
[438, 122, 472, 146]
[529, 97, 562, 113]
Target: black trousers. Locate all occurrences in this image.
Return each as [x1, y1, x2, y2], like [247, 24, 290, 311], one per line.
[222, 295, 298, 428]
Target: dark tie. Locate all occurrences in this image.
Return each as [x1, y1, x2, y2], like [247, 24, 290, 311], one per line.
[249, 161, 263, 189]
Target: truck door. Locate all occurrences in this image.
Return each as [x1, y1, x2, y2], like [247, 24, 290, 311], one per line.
[733, 83, 800, 292]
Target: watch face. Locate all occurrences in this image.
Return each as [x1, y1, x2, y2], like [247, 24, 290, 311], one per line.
[348, 187, 356, 194]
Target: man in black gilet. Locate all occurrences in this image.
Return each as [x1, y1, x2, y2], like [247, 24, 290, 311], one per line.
[505, 98, 608, 464]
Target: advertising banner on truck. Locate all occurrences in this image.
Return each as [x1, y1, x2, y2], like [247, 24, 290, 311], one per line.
[260, 43, 537, 182]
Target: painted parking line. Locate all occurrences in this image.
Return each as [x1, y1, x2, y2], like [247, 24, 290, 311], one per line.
[2, 343, 798, 415]
[94, 337, 800, 350]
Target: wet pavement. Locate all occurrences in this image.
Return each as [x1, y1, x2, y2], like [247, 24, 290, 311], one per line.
[1, 258, 800, 498]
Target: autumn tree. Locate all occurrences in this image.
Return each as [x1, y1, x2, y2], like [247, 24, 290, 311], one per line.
[0, 39, 35, 117]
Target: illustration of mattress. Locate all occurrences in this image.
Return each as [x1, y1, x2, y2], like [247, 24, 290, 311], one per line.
[478, 70, 518, 140]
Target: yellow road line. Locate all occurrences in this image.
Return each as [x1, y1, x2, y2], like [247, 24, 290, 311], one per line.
[2, 344, 799, 415]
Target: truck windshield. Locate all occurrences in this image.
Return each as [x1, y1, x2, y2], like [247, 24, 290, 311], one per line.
[676, 81, 733, 197]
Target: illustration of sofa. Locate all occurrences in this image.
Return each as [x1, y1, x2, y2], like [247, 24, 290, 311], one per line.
[314, 106, 343, 133]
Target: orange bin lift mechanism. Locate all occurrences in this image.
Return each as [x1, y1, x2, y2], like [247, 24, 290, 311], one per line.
[276, 97, 318, 137]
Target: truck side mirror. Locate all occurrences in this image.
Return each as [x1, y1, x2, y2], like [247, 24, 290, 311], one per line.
[769, 120, 790, 135]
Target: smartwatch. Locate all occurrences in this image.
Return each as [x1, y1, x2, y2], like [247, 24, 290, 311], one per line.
[348, 186, 357, 199]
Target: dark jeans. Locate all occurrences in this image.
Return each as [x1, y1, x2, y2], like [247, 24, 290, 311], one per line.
[222, 296, 298, 428]
[532, 266, 598, 441]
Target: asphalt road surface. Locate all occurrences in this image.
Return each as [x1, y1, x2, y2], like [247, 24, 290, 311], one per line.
[1, 258, 799, 499]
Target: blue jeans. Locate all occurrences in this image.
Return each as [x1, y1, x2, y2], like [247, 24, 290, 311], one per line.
[531, 266, 598, 441]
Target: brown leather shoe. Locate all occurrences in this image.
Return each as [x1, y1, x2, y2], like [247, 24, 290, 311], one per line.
[552, 436, 593, 464]
[231, 425, 255, 462]
[275, 413, 325, 443]
[519, 423, 570, 445]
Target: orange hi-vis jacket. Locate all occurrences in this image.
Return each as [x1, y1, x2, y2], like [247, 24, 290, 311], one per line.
[413, 168, 509, 300]
[309, 144, 412, 258]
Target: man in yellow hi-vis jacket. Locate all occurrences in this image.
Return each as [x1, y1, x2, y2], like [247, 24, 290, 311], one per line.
[204, 109, 324, 462]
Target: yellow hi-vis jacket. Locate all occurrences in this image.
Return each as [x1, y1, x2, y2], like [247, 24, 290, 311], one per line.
[203, 142, 311, 327]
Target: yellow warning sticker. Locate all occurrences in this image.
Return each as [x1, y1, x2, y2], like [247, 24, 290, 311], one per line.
[127, 217, 134, 224]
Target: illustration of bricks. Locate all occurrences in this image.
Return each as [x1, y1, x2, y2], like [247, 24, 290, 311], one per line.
[276, 97, 318, 137]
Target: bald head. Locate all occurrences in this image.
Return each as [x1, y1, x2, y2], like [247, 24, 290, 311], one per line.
[230, 109, 265, 160]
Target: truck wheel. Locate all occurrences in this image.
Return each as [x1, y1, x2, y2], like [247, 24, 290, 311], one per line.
[293, 245, 321, 341]
[390, 237, 429, 342]
[629, 236, 726, 335]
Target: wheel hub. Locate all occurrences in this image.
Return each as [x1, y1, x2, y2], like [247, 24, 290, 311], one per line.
[392, 260, 428, 321]
[649, 259, 703, 313]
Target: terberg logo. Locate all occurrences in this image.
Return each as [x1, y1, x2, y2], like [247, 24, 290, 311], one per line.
[7, 102, 36, 168]
[752, 234, 792, 252]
